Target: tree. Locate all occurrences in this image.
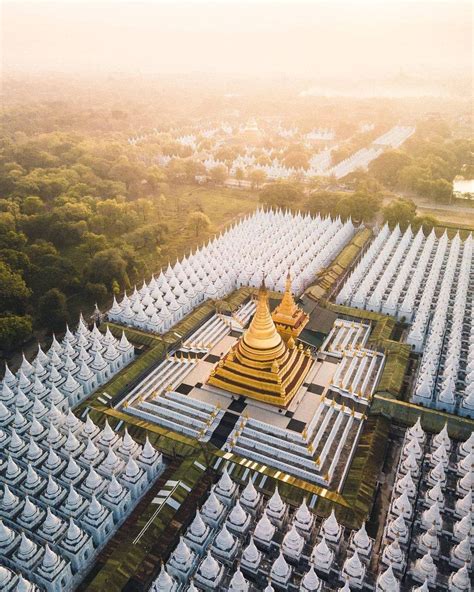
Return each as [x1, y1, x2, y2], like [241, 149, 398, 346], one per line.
[283, 150, 309, 170]
[22, 196, 45, 215]
[248, 169, 267, 189]
[259, 183, 302, 210]
[85, 282, 108, 304]
[369, 150, 412, 188]
[186, 211, 211, 237]
[0, 262, 31, 313]
[431, 179, 452, 203]
[235, 168, 245, 186]
[86, 248, 129, 289]
[383, 198, 417, 229]
[412, 215, 439, 233]
[305, 191, 343, 217]
[214, 147, 238, 164]
[0, 315, 33, 352]
[78, 232, 108, 257]
[397, 165, 428, 191]
[336, 192, 382, 223]
[38, 288, 68, 330]
[209, 165, 227, 185]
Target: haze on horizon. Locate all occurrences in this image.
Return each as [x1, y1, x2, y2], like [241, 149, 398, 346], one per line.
[1, 0, 472, 85]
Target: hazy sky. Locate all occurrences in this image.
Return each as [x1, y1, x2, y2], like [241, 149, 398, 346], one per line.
[1, 1, 472, 79]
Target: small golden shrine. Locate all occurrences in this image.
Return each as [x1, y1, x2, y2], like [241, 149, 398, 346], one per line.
[271, 272, 309, 343]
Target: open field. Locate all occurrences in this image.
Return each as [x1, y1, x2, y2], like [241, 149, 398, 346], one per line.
[152, 184, 258, 269]
[416, 204, 474, 229]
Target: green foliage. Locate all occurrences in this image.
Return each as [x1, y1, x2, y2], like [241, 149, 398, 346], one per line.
[85, 282, 108, 304]
[248, 169, 267, 189]
[335, 191, 382, 223]
[38, 288, 68, 330]
[0, 262, 31, 313]
[368, 150, 412, 187]
[0, 315, 33, 352]
[383, 197, 417, 229]
[0, 128, 186, 331]
[411, 214, 439, 233]
[369, 117, 470, 203]
[283, 147, 310, 170]
[259, 182, 303, 209]
[209, 165, 227, 184]
[186, 211, 211, 237]
[86, 248, 129, 289]
[305, 190, 382, 223]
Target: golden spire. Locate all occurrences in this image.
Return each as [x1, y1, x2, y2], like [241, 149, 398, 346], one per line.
[243, 282, 282, 350]
[278, 270, 297, 317]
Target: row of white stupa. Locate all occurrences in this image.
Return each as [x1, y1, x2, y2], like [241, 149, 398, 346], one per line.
[336, 226, 473, 324]
[108, 210, 355, 334]
[149, 470, 388, 592]
[149, 435, 470, 592]
[0, 399, 163, 592]
[412, 237, 473, 416]
[336, 224, 473, 416]
[382, 419, 473, 591]
[1, 316, 134, 414]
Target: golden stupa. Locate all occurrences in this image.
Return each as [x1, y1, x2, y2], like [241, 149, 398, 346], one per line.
[207, 281, 312, 406]
[271, 272, 309, 343]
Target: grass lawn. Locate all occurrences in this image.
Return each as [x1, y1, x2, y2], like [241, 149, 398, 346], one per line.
[148, 183, 258, 271]
[416, 205, 474, 230]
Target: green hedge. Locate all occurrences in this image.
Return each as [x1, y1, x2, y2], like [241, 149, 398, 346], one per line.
[372, 395, 474, 440]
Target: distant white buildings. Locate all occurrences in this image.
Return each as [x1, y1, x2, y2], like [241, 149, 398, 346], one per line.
[327, 126, 415, 179]
[453, 178, 474, 200]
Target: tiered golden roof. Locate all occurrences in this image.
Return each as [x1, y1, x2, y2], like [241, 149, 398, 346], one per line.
[271, 272, 309, 342]
[207, 282, 312, 407]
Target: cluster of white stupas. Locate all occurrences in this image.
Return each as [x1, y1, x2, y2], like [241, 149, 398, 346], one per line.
[230, 156, 310, 181]
[325, 125, 415, 179]
[373, 126, 415, 148]
[326, 147, 384, 179]
[412, 237, 473, 417]
[382, 419, 472, 591]
[0, 564, 39, 591]
[130, 122, 414, 183]
[0, 403, 163, 592]
[337, 224, 473, 417]
[1, 316, 134, 416]
[149, 419, 472, 591]
[108, 210, 355, 335]
[304, 129, 335, 142]
[149, 469, 371, 592]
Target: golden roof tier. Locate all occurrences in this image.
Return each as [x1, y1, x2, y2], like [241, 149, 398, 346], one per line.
[271, 272, 309, 343]
[207, 282, 312, 407]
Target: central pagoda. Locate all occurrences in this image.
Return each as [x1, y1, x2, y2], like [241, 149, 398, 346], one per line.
[207, 282, 312, 406]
